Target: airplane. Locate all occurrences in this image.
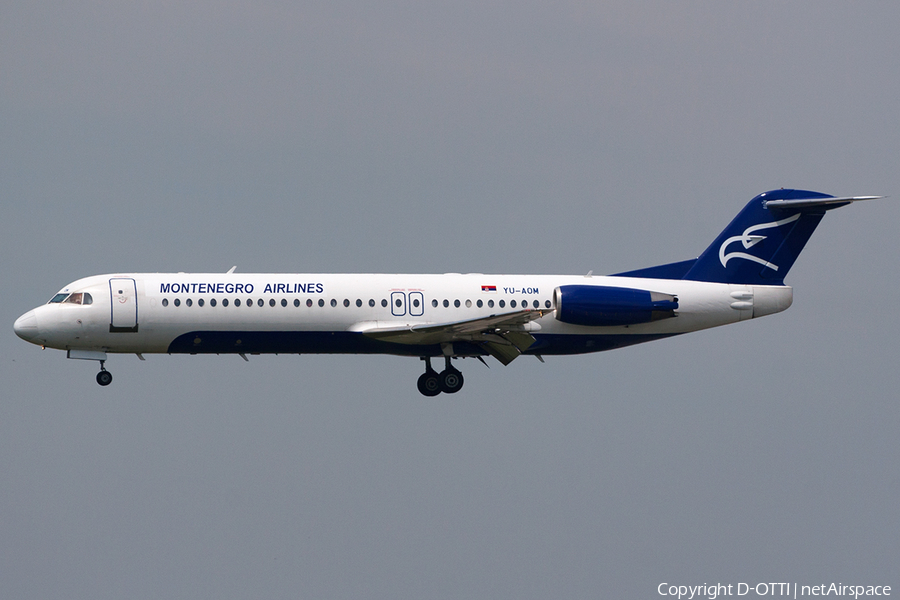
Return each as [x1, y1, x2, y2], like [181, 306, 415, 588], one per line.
[14, 189, 882, 396]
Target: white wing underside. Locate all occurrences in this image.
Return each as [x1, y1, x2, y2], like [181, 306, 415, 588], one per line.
[356, 309, 555, 365]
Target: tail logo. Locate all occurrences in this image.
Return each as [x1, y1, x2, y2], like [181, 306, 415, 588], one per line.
[718, 213, 800, 271]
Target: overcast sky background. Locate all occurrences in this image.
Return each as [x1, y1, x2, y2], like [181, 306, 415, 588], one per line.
[2, 2, 899, 599]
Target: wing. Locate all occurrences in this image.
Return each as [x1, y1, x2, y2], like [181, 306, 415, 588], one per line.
[356, 309, 554, 365]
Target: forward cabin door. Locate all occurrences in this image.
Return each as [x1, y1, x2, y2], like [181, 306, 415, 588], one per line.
[109, 278, 139, 332]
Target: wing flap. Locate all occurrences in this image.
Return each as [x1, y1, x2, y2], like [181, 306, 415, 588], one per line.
[482, 341, 523, 366]
[478, 330, 539, 366]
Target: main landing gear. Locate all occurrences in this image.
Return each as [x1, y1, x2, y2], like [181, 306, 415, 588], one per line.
[417, 356, 464, 397]
[96, 361, 113, 386]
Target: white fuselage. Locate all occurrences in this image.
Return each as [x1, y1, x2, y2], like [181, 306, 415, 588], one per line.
[14, 272, 792, 357]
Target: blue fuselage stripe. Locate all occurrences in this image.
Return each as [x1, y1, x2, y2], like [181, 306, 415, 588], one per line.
[166, 331, 678, 357]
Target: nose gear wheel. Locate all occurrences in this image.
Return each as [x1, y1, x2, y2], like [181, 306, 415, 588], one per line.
[96, 361, 112, 386]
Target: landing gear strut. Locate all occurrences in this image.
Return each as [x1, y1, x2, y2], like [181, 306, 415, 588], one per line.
[417, 356, 464, 396]
[96, 361, 113, 386]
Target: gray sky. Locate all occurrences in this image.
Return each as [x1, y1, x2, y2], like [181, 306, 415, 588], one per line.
[2, 2, 898, 598]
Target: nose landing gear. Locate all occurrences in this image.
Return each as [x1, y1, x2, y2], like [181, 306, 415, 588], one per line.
[417, 356, 464, 396]
[66, 350, 113, 386]
[96, 361, 112, 386]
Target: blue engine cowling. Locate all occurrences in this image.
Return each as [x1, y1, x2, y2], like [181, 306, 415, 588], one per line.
[553, 285, 678, 327]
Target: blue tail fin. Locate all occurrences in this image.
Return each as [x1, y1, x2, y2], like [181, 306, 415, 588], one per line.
[682, 189, 867, 285]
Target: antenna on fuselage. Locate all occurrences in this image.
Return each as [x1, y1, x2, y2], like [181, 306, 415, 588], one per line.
[227, 266, 237, 273]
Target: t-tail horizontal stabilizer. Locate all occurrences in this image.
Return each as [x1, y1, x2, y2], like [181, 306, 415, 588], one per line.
[679, 189, 882, 286]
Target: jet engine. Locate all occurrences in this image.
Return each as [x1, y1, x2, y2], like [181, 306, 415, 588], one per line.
[553, 285, 678, 327]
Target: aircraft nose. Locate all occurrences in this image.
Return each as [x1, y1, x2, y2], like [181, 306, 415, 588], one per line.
[14, 309, 39, 342]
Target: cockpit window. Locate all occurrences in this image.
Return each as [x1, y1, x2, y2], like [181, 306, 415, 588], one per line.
[49, 293, 69, 303]
[59, 292, 93, 305]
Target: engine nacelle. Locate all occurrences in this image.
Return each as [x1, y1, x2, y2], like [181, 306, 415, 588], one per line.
[553, 285, 678, 327]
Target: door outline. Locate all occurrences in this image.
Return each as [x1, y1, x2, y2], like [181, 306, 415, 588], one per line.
[109, 278, 139, 333]
[390, 291, 406, 317]
[409, 291, 424, 317]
